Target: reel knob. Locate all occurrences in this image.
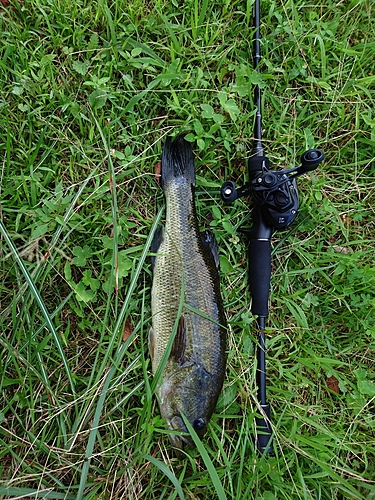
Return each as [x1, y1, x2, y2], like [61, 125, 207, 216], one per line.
[221, 181, 238, 204]
[274, 191, 289, 208]
[262, 173, 277, 187]
[300, 149, 325, 171]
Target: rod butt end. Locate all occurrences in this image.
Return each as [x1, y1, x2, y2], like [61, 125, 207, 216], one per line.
[255, 404, 273, 454]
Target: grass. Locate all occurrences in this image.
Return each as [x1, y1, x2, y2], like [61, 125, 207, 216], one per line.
[0, 0, 374, 498]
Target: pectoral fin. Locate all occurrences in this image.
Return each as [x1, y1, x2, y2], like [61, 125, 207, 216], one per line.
[170, 316, 187, 366]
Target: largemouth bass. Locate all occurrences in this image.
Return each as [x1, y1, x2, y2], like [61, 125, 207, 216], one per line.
[150, 136, 227, 450]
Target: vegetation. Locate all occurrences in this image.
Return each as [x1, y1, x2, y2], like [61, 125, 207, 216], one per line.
[0, 0, 374, 498]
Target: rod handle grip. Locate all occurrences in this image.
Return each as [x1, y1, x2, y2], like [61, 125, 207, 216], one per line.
[248, 239, 271, 317]
[255, 403, 273, 453]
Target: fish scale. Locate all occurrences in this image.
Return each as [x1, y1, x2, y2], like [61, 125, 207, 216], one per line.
[150, 136, 227, 450]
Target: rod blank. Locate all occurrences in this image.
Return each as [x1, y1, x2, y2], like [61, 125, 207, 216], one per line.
[249, 0, 273, 454]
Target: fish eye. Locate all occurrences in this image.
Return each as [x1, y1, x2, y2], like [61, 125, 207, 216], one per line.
[193, 418, 206, 431]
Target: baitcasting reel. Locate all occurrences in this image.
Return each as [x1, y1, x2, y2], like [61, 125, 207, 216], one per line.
[221, 149, 324, 230]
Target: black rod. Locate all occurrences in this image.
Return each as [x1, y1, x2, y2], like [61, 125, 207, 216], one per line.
[256, 317, 267, 405]
[221, 0, 324, 456]
[248, 0, 273, 453]
[253, 0, 263, 155]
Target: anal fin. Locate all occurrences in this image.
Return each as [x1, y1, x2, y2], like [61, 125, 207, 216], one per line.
[201, 230, 220, 272]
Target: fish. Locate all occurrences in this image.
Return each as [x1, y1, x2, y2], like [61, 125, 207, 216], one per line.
[149, 135, 227, 450]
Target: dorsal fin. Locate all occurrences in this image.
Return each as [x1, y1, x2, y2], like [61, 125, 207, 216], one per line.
[150, 226, 164, 269]
[161, 136, 196, 189]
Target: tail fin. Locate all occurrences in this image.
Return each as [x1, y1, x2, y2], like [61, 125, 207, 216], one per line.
[161, 136, 196, 189]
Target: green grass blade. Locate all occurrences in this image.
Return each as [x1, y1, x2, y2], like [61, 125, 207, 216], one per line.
[143, 454, 185, 500]
[0, 221, 75, 395]
[0, 487, 76, 499]
[76, 209, 163, 499]
[103, 3, 118, 60]
[87, 111, 119, 389]
[182, 415, 227, 500]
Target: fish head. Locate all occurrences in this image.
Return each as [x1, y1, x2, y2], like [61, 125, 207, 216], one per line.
[167, 410, 208, 450]
[158, 365, 215, 450]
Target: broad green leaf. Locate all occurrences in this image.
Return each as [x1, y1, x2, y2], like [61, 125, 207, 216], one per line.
[74, 282, 95, 303]
[89, 89, 107, 109]
[72, 60, 89, 76]
[31, 223, 50, 239]
[72, 245, 93, 266]
[87, 33, 99, 51]
[12, 85, 24, 95]
[358, 379, 375, 397]
[223, 98, 240, 122]
[117, 252, 133, 279]
[64, 261, 72, 281]
[184, 133, 195, 142]
[197, 138, 205, 151]
[219, 255, 234, 274]
[201, 103, 215, 119]
[82, 270, 100, 291]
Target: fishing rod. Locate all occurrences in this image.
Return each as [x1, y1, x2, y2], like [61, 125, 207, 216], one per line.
[221, 0, 324, 453]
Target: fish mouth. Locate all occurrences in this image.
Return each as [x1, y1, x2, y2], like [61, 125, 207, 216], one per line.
[167, 415, 195, 450]
[169, 432, 195, 451]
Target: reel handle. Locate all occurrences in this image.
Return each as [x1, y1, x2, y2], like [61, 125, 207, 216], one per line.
[300, 149, 325, 172]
